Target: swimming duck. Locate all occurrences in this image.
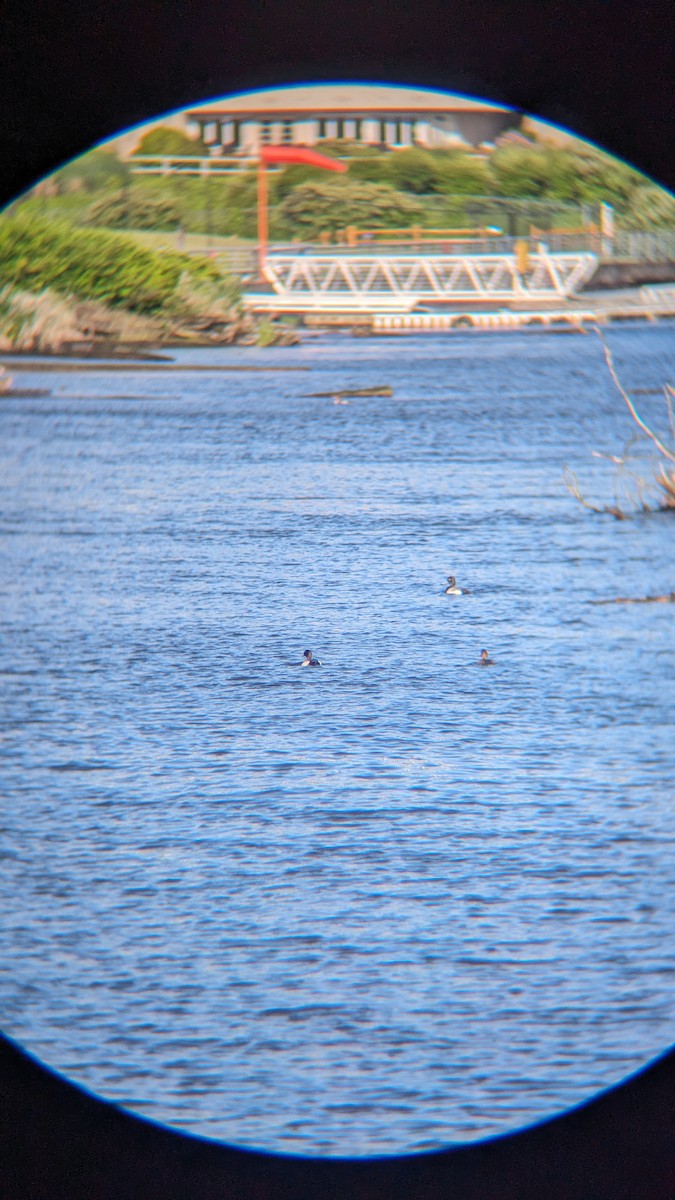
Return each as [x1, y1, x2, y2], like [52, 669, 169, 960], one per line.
[479, 649, 494, 666]
[444, 575, 471, 595]
[301, 649, 322, 667]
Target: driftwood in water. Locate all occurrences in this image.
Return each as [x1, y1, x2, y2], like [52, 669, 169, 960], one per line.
[591, 592, 675, 605]
[2, 388, 51, 398]
[307, 386, 394, 398]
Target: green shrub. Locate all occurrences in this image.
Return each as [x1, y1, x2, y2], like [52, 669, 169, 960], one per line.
[256, 319, 278, 347]
[621, 184, 675, 229]
[347, 158, 394, 186]
[273, 164, 338, 201]
[564, 149, 643, 207]
[385, 149, 440, 194]
[52, 149, 131, 194]
[431, 153, 491, 196]
[0, 215, 231, 313]
[488, 146, 556, 197]
[313, 139, 375, 158]
[86, 188, 181, 231]
[134, 125, 207, 157]
[277, 179, 424, 238]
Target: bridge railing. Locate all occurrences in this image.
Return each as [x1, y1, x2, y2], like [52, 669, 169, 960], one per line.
[612, 229, 675, 262]
[183, 230, 675, 278]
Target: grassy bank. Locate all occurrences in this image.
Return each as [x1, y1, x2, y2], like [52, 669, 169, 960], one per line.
[0, 214, 238, 312]
[0, 215, 298, 352]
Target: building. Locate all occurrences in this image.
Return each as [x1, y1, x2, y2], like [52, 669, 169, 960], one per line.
[182, 83, 519, 158]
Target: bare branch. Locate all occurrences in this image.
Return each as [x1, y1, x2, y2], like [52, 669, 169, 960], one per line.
[593, 327, 675, 462]
[563, 468, 627, 519]
[664, 383, 675, 441]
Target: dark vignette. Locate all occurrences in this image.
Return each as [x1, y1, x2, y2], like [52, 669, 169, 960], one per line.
[1, 1, 674, 1196]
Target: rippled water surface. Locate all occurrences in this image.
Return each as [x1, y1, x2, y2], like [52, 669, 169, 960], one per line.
[1, 326, 674, 1155]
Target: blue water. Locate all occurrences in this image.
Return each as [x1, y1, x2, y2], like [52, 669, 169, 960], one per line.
[1, 325, 674, 1156]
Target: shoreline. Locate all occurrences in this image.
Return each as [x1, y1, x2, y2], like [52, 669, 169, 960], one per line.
[0, 356, 309, 373]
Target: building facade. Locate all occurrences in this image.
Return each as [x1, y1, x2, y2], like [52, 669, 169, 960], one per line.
[183, 83, 519, 158]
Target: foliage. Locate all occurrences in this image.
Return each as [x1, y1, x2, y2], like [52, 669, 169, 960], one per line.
[618, 184, 675, 230]
[256, 318, 279, 347]
[217, 172, 258, 236]
[51, 149, 131, 194]
[0, 286, 83, 352]
[0, 214, 233, 313]
[314, 138, 376, 158]
[162, 269, 241, 319]
[277, 179, 424, 238]
[273, 164, 338, 201]
[431, 153, 491, 196]
[86, 188, 181, 231]
[347, 157, 394, 186]
[565, 149, 642, 206]
[488, 146, 558, 197]
[384, 149, 441, 194]
[134, 125, 207, 157]
[346, 149, 490, 197]
[9, 134, 671, 245]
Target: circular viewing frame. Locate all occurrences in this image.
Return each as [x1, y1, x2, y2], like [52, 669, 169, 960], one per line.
[1, 3, 674, 1195]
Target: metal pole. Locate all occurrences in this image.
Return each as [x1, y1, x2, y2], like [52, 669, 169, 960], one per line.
[257, 159, 268, 279]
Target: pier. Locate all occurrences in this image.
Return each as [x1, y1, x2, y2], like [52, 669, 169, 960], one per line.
[240, 240, 675, 329]
[243, 248, 598, 315]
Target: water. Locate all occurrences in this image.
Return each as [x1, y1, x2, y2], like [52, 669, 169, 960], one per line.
[1, 325, 674, 1156]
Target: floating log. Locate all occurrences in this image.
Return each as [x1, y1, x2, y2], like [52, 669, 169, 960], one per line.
[591, 592, 675, 604]
[307, 385, 394, 398]
[1, 388, 51, 398]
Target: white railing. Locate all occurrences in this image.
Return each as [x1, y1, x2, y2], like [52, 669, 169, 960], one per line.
[245, 250, 597, 313]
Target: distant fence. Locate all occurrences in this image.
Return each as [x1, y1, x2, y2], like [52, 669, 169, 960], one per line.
[200, 230, 675, 278]
[129, 155, 247, 176]
[188, 246, 258, 274]
[612, 229, 675, 262]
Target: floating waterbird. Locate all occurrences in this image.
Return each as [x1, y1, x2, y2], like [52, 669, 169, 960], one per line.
[444, 575, 471, 595]
[301, 649, 322, 667]
[479, 649, 494, 666]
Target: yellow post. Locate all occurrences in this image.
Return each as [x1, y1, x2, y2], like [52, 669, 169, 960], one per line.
[346, 225, 357, 246]
[257, 160, 268, 279]
[515, 239, 529, 274]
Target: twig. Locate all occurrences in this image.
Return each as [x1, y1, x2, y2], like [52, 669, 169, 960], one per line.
[664, 383, 675, 441]
[593, 327, 675, 463]
[563, 468, 627, 518]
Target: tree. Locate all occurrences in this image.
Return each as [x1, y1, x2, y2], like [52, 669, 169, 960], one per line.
[277, 179, 424, 239]
[620, 184, 675, 230]
[488, 146, 555, 197]
[385, 149, 441, 194]
[52, 149, 130, 194]
[315, 138, 375, 158]
[86, 188, 181, 231]
[347, 157, 394, 186]
[566, 149, 642, 207]
[431, 153, 491, 196]
[135, 126, 206, 157]
[273, 164, 335, 202]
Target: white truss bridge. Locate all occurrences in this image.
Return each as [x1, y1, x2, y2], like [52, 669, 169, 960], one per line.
[244, 250, 597, 314]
